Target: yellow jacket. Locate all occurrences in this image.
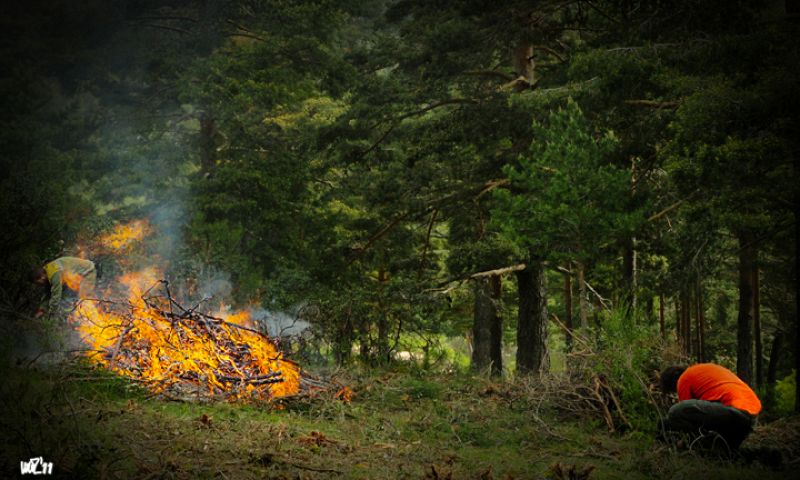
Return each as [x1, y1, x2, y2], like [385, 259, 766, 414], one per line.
[44, 257, 96, 314]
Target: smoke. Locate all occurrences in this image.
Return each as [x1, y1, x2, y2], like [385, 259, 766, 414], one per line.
[27, 19, 316, 362]
[10, 298, 94, 366]
[194, 269, 233, 302]
[149, 202, 189, 268]
[250, 307, 312, 339]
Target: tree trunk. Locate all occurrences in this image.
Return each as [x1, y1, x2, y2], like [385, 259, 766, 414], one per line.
[471, 277, 494, 373]
[511, 42, 534, 91]
[680, 289, 691, 356]
[358, 316, 370, 361]
[753, 266, 763, 388]
[593, 297, 601, 330]
[489, 275, 503, 376]
[334, 304, 353, 366]
[697, 279, 705, 363]
[686, 289, 694, 357]
[736, 232, 756, 386]
[795, 151, 800, 413]
[624, 157, 638, 314]
[577, 261, 589, 329]
[516, 258, 548, 376]
[659, 293, 666, 338]
[796, 218, 800, 414]
[376, 268, 390, 364]
[675, 297, 681, 344]
[199, 112, 217, 174]
[564, 265, 574, 352]
[622, 237, 637, 314]
[765, 332, 783, 411]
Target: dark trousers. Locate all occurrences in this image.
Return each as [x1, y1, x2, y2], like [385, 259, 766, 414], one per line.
[661, 400, 755, 450]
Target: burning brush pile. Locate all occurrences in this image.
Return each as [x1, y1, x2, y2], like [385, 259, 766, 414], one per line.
[69, 220, 301, 402]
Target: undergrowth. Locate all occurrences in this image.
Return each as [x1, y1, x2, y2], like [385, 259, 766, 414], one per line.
[0, 352, 794, 479]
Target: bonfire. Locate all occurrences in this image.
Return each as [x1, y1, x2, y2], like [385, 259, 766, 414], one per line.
[69, 220, 301, 402]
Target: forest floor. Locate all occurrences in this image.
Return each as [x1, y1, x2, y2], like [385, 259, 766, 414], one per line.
[0, 360, 797, 480]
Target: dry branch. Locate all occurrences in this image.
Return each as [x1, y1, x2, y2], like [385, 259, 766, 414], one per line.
[470, 264, 527, 279]
[73, 282, 298, 402]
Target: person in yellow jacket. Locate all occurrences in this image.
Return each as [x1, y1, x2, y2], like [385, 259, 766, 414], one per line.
[30, 257, 96, 317]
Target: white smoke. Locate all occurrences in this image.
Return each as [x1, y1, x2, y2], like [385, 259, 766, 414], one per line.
[249, 307, 311, 339]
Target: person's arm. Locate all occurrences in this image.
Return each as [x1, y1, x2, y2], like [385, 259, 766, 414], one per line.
[48, 270, 62, 316]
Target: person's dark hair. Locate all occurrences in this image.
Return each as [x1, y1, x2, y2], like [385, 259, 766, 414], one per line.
[29, 266, 47, 284]
[659, 365, 687, 394]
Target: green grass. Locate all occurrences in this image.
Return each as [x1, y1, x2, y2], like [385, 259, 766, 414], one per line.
[0, 361, 794, 479]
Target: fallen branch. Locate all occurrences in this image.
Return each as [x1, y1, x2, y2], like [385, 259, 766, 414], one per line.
[594, 375, 616, 432]
[106, 322, 135, 366]
[287, 462, 343, 475]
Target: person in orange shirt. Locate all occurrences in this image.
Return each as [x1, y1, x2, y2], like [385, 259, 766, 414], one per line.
[659, 363, 761, 449]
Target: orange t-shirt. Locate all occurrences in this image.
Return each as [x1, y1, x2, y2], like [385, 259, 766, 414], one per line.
[677, 363, 762, 415]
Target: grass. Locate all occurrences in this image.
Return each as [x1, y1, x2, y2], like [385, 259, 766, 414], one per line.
[0, 360, 794, 479]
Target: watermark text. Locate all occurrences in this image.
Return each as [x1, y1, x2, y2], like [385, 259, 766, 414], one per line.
[20, 457, 53, 475]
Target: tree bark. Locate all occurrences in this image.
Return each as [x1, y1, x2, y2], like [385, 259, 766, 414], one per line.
[753, 266, 763, 388]
[624, 156, 638, 314]
[793, 148, 800, 413]
[680, 289, 691, 356]
[471, 277, 494, 373]
[516, 258, 548, 376]
[622, 237, 637, 314]
[686, 289, 693, 357]
[334, 304, 353, 366]
[675, 297, 681, 344]
[489, 275, 503, 376]
[577, 261, 589, 329]
[511, 42, 535, 91]
[697, 279, 705, 363]
[736, 232, 756, 386]
[358, 316, 370, 361]
[564, 265, 574, 352]
[765, 332, 783, 411]
[376, 268, 390, 364]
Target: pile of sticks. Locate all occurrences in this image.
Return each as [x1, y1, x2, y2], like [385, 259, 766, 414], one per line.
[77, 280, 296, 402]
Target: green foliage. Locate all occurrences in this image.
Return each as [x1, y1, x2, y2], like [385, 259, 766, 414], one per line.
[493, 99, 641, 264]
[775, 371, 796, 415]
[3, 0, 799, 432]
[592, 306, 667, 432]
[401, 376, 443, 400]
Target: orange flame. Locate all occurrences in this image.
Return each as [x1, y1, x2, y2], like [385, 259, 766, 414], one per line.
[71, 223, 300, 402]
[61, 270, 84, 292]
[100, 220, 150, 252]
